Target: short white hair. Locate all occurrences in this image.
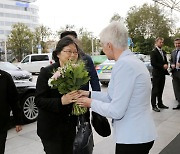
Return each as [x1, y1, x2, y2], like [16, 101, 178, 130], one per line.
[99, 21, 128, 50]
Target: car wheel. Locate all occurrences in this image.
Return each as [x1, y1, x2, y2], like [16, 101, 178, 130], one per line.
[21, 93, 38, 123]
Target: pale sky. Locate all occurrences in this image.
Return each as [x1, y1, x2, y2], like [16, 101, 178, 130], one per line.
[32, 0, 179, 37]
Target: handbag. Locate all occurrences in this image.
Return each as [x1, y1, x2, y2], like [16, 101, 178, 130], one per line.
[91, 111, 111, 137]
[73, 115, 94, 154]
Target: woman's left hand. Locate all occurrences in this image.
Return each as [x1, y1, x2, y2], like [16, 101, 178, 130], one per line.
[61, 90, 81, 105]
[76, 97, 92, 108]
[78, 90, 90, 97]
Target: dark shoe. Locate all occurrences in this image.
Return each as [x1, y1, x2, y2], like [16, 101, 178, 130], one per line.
[158, 104, 169, 109]
[152, 107, 160, 112]
[173, 105, 180, 110]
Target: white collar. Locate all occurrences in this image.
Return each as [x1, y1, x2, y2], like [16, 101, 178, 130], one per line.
[156, 46, 162, 51]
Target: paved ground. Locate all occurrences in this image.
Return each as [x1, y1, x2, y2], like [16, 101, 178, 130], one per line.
[5, 75, 180, 154]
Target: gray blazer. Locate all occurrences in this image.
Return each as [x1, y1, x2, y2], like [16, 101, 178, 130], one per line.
[170, 50, 180, 72]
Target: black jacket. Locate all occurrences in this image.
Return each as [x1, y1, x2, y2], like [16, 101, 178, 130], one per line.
[0, 70, 22, 132]
[35, 62, 77, 140]
[35, 58, 101, 140]
[80, 53, 101, 91]
[150, 47, 169, 77]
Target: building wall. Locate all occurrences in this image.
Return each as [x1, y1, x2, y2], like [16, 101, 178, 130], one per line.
[0, 0, 39, 43]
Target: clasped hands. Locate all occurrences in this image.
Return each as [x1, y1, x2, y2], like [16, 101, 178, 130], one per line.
[61, 90, 92, 108]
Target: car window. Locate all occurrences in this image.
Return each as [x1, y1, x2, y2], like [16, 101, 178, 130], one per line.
[22, 56, 29, 63]
[0, 62, 19, 70]
[31, 55, 49, 62]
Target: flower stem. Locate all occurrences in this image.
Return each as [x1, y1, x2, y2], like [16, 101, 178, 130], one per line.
[72, 103, 87, 116]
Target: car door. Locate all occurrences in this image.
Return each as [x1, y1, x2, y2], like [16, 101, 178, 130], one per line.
[18, 56, 30, 71]
[30, 55, 50, 73]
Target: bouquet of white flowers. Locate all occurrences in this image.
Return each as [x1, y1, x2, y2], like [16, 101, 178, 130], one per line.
[48, 60, 90, 116]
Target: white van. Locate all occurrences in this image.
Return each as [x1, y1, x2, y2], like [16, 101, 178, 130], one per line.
[17, 53, 54, 73]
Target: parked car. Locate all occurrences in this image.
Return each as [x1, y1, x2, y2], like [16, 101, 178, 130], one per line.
[95, 54, 152, 85]
[134, 53, 152, 77]
[17, 53, 54, 74]
[134, 53, 147, 62]
[95, 59, 115, 85]
[15, 80, 38, 123]
[0, 61, 38, 123]
[0, 61, 32, 81]
[143, 60, 152, 77]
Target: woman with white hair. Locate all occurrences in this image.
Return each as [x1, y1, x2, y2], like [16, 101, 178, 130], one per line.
[76, 21, 157, 154]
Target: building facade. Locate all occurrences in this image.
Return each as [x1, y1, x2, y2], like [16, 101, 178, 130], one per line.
[0, 0, 39, 53]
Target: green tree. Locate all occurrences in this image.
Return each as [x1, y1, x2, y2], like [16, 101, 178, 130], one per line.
[57, 26, 99, 55]
[33, 28, 41, 53]
[173, 28, 180, 39]
[110, 13, 124, 22]
[78, 29, 92, 54]
[34, 25, 52, 53]
[126, 4, 172, 39]
[7, 23, 33, 61]
[126, 4, 173, 54]
[56, 24, 75, 37]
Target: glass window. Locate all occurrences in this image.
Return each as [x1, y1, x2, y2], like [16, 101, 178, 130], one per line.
[0, 3, 3, 8]
[5, 21, 12, 26]
[4, 4, 28, 11]
[0, 30, 4, 34]
[0, 12, 4, 17]
[31, 55, 49, 62]
[5, 30, 10, 35]
[0, 21, 4, 26]
[22, 56, 29, 63]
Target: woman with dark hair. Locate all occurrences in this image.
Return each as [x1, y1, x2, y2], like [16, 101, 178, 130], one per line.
[58, 31, 101, 127]
[35, 37, 81, 154]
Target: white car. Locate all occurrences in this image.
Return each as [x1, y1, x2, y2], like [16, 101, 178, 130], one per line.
[17, 53, 54, 74]
[96, 54, 152, 85]
[95, 59, 115, 85]
[0, 61, 32, 81]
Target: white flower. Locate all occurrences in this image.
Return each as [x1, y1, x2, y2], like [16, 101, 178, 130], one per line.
[72, 64, 78, 68]
[57, 67, 66, 76]
[52, 71, 61, 80]
[48, 78, 53, 87]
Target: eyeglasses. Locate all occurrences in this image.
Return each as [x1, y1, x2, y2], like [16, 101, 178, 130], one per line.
[62, 50, 78, 55]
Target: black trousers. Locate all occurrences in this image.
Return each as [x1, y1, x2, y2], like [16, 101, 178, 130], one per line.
[0, 131, 7, 154]
[151, 75, 165, 107]
[172, 71, 180, 103]
[41, 123, 76, 154]
[116, 141, 154, 154]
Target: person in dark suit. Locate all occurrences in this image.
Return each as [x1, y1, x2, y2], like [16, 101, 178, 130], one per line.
[150, 37, 169, 112]
[170, 38, 180, 110]
[35, 37, 93, 154]
[0, 69, 22, 154]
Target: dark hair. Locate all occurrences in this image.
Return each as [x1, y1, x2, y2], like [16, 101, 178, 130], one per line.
[174, 38, 180, 41]
[60, 31, 77, 39]
[52, 37, 79, 62]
